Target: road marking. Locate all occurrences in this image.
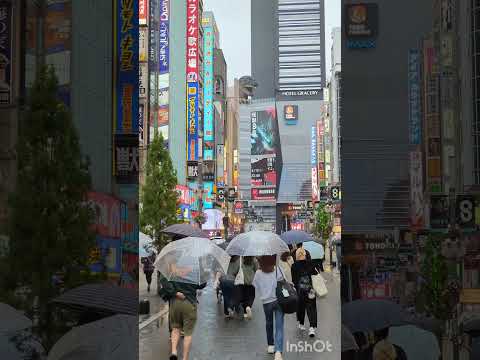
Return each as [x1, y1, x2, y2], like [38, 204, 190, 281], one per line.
[139, 307, 169, 330]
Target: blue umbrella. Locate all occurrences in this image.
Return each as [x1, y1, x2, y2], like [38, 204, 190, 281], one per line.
[280, 230, 314, 245]
[303, 241, 324, 259]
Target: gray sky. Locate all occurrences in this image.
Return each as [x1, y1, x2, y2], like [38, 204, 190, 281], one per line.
[204, 0, 341, 84]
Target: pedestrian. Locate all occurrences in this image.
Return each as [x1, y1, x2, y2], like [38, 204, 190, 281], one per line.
[278, 251, 293, 283]
[373, 328, 407, 360]
[141, 252, 156, 292]
[252, 255, 286, 360]
[293, 242, 311, 262]
[219, 255, 240, 318]
[291, 246, 318, 337]
[233, 256, 258, 319]
[159, 264, 206, 360]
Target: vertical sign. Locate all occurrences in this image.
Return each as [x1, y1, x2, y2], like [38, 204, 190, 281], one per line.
[139, 0, 148, 26]
[203, 23, 214, 143]
[312, 126, 319, 201]
[410, 151, 424, 230]
[0, 2, 12, 105]
[186, 0, 199, 161]
[159, 0, 169, 74]
[115, 0, 139, 134]
[408, 49, 421, 145]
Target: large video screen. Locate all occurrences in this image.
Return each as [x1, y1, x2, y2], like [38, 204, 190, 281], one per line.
[250, 109, 279, 156]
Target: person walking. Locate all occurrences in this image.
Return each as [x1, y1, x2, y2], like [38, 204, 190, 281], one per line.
[278, 251, 293, 284]
[141, 252, 156, 292]
[291, 246, 318, 338]
[234, 256, 258, 319]
[219, 255, 240, 318]
[252, 255, 286, 360]
[293, 243, 311, 262]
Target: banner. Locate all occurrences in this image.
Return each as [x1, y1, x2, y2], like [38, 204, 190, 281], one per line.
[114, 134, 139, 184]
[0, 2, 12, 105]
[139, 27, 148, 62]
[187, 82, 199, 161]
[251, 157, 276, 187]
[408, 49, 421, 145]
[251, 187, 276, 201]
[89, 236, 122, 274]
[203, 25, 214, 143]
[139, 0, 148, 25]
[87, 192, 122, 239]
[115, 0, 139, 134]
[251, 109, 279, 156]
[409, 151, 424, 229]
[430, 195, 449, 229]
[159, 0, 169, 74]
[120, 201, 138, 254]
[186, 0, 199, 82]
[203, 182, 214, 209]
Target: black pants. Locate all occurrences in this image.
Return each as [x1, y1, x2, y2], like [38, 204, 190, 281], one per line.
[297, 295, 317, 328]
[220, 278, 235, 315]
[233, 284, 255, 313]
[144, 271, 153, 285]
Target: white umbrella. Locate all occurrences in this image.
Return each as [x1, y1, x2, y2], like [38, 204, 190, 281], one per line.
[139, 232, 153, 257]
[226, 231, 289, 256]
[48, 315, 137, 360]
[154, 236, 230, 285]
[0, 303, 32, 333]
[389, 325, 440, 360]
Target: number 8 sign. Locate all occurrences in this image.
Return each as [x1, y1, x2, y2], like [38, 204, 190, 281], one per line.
[330, 186, 340, 201]
[456, 195, 475, 228]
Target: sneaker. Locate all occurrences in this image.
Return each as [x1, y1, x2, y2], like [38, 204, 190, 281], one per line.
[245, 306, 252, 319]
[274, 352, 283, 360]
[169, 354, 178, 360]
[298, 323, 306, 331]
[267, 345, 275, 354]
[309, 327, 316, 337]
[228, 308, 235, 318]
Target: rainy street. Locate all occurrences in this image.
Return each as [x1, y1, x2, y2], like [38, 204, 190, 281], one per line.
[139, 268, 341, 360]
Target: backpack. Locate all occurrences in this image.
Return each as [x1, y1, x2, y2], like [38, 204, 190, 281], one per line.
[275, 267, 298, 314]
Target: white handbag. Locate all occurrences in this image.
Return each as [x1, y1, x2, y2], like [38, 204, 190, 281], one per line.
[234, 257, 244, 285]
[312, 270, 328, 298]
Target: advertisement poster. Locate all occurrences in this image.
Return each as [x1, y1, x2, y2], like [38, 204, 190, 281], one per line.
[203, 182, 214, 209]
[408, 49, 421, 145]
[188, 181, 199, 211]
[0, 2, 12, 105]
[159, 0, 169, 74]
[202, 209, 224, 231]
[251, 187, 276, 201]
[284, 105, 298, 125]
[158, 86, 169, 106]
[115, 0, 139, 134]
[186, 0, 199, 82]
[87, 192, 122, 239]
[251, 109, 279, 156]
[344, 3, 378, 49]
[204, 141, 214, 161]
[251, 157, 276, 187]
[409, 151, 424, 229]
[89, 236, 122, 274]
[202, 161, 215, 182]
[139, 0, 148, 25]
[187, 82, 199, 161]
[430, 195, 449, 229]
[120, 252, 138, 289]
[120, 203, 138, 254]
[44, 1, 71, 54]
[203, 25, 214, 143]
[139, 27, 148, 62]
[114, 134, 139, 184]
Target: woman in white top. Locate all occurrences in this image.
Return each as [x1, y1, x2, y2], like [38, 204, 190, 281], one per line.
[252, 255, 286, 360]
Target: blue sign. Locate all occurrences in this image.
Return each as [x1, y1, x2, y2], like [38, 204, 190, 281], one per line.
[203, 182, 214, 209]
[115, 0, 139, 134]
[409, 49, 422, 145]
[159, 0, 169, 74]
[90, 236, 122, 274]
[346, 40, 376, 49]
[187, 82, 199, 161]
[120, 203, 138, 254]
[203, 26, 214, 144]
[188, 181, 199, 211]
[311, 126, 317, 165]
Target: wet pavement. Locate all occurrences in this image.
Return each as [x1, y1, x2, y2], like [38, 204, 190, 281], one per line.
[139, 270, 341, 360]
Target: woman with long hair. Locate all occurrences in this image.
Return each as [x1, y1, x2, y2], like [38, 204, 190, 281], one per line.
[252, 255, 286, 360]
[233, 256, 258, 319]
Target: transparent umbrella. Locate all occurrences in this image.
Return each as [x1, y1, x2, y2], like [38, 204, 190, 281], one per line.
[154, 237, 230, 285]
[226, 231, 289, 256]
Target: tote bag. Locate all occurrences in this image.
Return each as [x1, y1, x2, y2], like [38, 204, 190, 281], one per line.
[312, 270, 328, 298]
[275, 266, 298, 314]
[234, 257, 244, 285]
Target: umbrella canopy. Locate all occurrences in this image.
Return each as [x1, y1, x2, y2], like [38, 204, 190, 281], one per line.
[48, 315, 137, 360]
[460, 311, 480, 335]
[226, 231, 289, 256]
[342, 300, 408, 333]
[302, 241, 324, 259]
[341, 324, 359, 352]
[51, 284, 137, 316]
[280, 230, 314, 245]
[154, 236, 230, 285]
[389, 325, 440, 360]
[0, 331, 45, 360]
[139, 232, 154, 257]
[160, 223, 207, 239]
[0, 303, 32, 333]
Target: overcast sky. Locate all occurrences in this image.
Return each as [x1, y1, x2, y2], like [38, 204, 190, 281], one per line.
[204, 0, 341, 84]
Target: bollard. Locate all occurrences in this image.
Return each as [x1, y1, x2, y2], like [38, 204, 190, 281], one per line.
[139, 299, 150, 315]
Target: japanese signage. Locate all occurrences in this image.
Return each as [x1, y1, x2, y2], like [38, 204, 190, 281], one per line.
[139, 27, 148, 62]
[202, 161, 215, 182]
[114, 134, 139, 184]
[139, 0, 148, 25]
[251, 157, 276, 187]
[456, 195, 475, 229]
[319, 186, 328, 201]
[330, 186, 341, 201]
[186, 0, 199, 82]
[115, 0, 139, 134]
[311, 126, 319, 201]
[251, 187, 276, 201]
[139, 101, 146, 144]
[203, 182, 214, 209]
[139, 63, 147, 98]
[284, 105, 298, 125]
[345, 3, 378, 49]
[204, 141, 214, 161]
[409, 151, 424, 230]
[430, 195, 449, 229]
[89, 236, 122, 274]
[187, 83, 199, 161]
[203, 25, 215, 144]
[87, 192, 123, 239]
[0, 2, 12, 105]
[187, 161, 199, 179]
[120, 199, 138, 254]
[408, 49, 422, 145]
[234, 201, 245, 214]
[159, 0, 169, 74]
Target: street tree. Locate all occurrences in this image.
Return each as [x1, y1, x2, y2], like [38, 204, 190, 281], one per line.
[140, 131, 178, 250]
[3, 66, 96, 349]
[313, 202, 332, 242]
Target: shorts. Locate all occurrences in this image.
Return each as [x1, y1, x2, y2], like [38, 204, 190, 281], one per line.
[169, 299, 197, 336]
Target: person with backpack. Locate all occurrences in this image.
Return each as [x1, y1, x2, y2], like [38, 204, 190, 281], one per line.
[141, 252, 156, 292]
[252, 255, 287, 360]
[291, 246, 318, 337]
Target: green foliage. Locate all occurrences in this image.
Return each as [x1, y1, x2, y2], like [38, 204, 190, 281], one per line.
[140, 130, 179, 251]
[313, 203, 332, 241]
[3, 66, 96, 349]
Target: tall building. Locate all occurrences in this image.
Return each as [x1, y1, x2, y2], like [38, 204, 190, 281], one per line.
[329, 27, 342, 186]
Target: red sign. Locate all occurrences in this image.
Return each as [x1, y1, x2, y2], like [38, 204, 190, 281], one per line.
[87, 192, 122, 238]
[186, 0, 199, 82]
[139, 0, 148, 25]
[176, 185, 191, 205]
[251, 187, 276, 200]
[360, 281, 391, 300]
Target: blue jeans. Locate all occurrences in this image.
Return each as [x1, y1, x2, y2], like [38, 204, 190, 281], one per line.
[263, 301, 284, 353]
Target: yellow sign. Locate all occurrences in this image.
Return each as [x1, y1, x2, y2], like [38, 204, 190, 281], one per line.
[460, 289, 480, 304]
[333, 225, 341, 233]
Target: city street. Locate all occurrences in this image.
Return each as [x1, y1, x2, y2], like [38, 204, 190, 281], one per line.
[139, 269, 340, 360]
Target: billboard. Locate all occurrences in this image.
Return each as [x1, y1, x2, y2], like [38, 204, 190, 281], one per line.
[87, 192, 122, 239]
[408, 49, 422, 145]
[251, 109, 279, 156]
[344, 3, 378, 49]
[114, 134, 139, 184]
[187, 82, 199, 161]
[409, 151, 424, 229]
[89, 236, 122, 274]
[312, 126, 319, 201]
[203, 25, 214, 144]
[114, 0, 139, 134]
[203, 182, 214, 209]
[159, 0, 169, 74]
[0, 2, 12, 105]
[251, 157, 276, 187]
[284, 105, 298, 125]
[202, 209, 224, 230]
[120, 200, 138, 254]
[251, 187, 276, 201]
[186, 0, 199, 82]
[139, 0, 148, 25]
[204, 141, 214, 161]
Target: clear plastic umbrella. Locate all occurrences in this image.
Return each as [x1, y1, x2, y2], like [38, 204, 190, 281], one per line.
[0, 303, 32, 333]
[139, 232, 153, 258]
[226, 231, 289, 256]
[154, 237, 230, 285]
[389, 325, 440, 360]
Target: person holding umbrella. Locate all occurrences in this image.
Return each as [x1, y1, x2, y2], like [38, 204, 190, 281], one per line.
[141, 251, 156, 292]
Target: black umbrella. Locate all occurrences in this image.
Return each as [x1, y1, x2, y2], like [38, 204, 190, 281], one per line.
[460, 311, 480, 335]
[280, 230, 314, 245]
[342, 299, 409, 333]
[51, 284, 137, 316]
[160, 223, 208, 239]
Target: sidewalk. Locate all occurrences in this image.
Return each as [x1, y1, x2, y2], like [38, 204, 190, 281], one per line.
[139, 271, 341, 360]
